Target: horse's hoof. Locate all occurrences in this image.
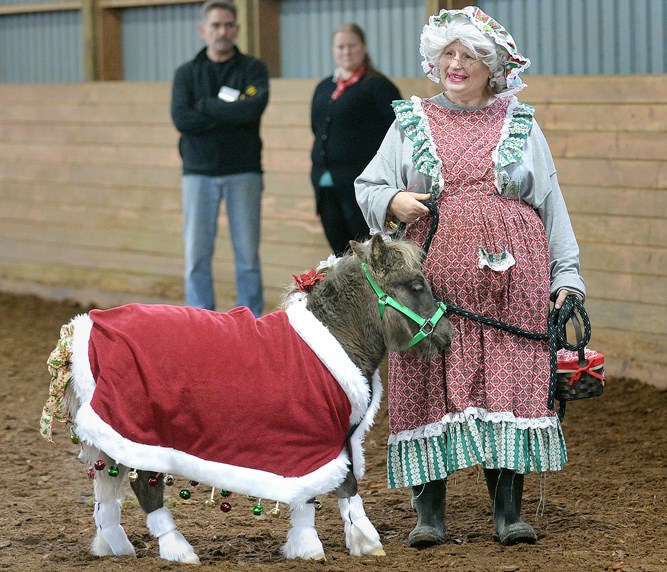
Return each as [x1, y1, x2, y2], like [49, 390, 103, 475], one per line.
[367, 546, 386, 556]
[158, 530, 201, 564]
[497, 522, 537, 546]
[408, 526, 445, 548]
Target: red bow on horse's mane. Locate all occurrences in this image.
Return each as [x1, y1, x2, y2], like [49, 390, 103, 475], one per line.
[292, 268, 326, 293]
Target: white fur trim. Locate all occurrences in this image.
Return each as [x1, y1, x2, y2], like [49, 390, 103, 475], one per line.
[339, 495, 384, 557]
[282, 504, 325, 560]
[348, 370, 382, 480]
[69, 314, 95, 404]
[93, 501, 135, 557]
[146, 507, 176, 538]
[146, 507, 200, 564]
[285, 301, 383, 480]
[285, 301, 369, 424]
[157, 531, 200, 565]
[74, 402, 349, 505]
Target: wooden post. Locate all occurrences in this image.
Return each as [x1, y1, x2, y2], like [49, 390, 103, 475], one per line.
[236, 0, 280, 77]
[255, 0, 280, 77]
[81, 0, 97, 81]
[96, 6, 122, 80]
[425, 0, 475, 21]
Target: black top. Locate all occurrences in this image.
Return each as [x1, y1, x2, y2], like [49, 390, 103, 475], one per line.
[171, 47, 269, 176]
[310, 71, 401, 195]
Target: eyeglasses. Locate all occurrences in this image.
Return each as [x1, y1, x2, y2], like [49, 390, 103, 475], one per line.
[440, 52, 481, 70]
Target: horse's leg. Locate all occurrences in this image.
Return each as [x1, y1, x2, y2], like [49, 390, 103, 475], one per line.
[281, 502, 325, 560]
[87, 449, 135, 557]
[130, 470, 200, 564]
[338, 494, 385, 557]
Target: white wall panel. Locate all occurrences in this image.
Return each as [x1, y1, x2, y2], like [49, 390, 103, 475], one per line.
[280, 0, 424, 78]
[0, 0, 664, 83]
[477, 0, 665, 75]
[0, 10, 82, 83]
[122, 4, 202, 82]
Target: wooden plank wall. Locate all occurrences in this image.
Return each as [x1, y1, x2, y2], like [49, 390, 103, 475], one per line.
[0, 76, 665, 388]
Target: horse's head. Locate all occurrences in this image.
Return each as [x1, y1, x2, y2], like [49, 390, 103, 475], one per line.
[350, 234, 453, 359]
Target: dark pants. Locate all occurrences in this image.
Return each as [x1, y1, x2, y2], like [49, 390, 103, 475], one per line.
[317, 185, 370, 256]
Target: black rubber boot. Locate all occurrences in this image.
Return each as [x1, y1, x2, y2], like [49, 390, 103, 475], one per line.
[484, 468, 537, 545]
[408, 479, 446, 547]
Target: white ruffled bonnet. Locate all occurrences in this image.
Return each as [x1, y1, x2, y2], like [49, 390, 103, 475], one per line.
[420, 6, 531, 97]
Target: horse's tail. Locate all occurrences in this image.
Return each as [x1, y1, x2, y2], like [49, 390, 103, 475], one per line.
[40, 314, 91, 442]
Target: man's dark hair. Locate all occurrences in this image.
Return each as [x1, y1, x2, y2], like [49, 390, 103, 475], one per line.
[201, 0, 237, 22]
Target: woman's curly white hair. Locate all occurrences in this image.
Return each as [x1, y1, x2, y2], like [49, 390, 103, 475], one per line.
[420, 18, 509, 95]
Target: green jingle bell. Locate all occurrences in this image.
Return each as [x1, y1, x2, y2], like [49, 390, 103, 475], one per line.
[252, 504, 263, 516]
[179, 489, 191, 500]
[108, 466, 120, 477]
[69, 430, 80, 445]
[220, 489, 232, 498]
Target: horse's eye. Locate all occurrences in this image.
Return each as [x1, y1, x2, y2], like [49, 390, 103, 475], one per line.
[411, 281, 424, 292]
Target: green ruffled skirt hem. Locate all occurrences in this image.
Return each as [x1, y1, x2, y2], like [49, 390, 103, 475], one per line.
[387, 414, 567, 489]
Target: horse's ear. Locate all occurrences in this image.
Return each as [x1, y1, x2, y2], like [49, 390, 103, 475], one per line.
[368, 233, 392, 273]
[349, 239, 364, 258]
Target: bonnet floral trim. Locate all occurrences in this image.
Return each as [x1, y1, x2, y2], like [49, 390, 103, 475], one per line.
[392, 97, 444, 198]
[492, 97, 535, 197]
[421, 6, 531, 97]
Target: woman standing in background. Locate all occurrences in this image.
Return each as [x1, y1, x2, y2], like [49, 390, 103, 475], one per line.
[310, 23, 401, 255]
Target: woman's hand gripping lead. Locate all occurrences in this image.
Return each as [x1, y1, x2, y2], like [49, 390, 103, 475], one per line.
[388, 189, 432, 224]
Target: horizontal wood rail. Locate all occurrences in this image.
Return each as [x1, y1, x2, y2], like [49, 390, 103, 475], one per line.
[0, 75, 666, 387]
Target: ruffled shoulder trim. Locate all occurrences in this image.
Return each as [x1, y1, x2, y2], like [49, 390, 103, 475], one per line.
[493, 96, 535, 196]
[392, 96, 444, 197]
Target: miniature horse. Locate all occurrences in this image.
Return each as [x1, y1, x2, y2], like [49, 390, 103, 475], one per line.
[41, 234, 453, 563]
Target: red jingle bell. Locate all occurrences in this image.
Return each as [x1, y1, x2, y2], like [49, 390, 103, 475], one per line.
[220, 502, 232, 512]
[86, 468, 95, 479]
[94, 460, 106, 471]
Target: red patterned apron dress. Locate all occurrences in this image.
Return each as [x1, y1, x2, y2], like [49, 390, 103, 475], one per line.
[387, 98, 565, 488]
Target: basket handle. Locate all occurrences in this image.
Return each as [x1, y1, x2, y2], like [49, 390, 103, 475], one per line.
[570, 311, 589, 369]
[552, 294, 591, 358]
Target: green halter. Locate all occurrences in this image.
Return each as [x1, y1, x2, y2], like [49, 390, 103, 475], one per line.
[361, 262, 447, 349]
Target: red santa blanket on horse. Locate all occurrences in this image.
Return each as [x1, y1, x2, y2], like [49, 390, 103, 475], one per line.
[67, 300, 381, 504]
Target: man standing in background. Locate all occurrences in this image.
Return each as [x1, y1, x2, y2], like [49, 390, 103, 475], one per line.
[171, 0, 268, 317]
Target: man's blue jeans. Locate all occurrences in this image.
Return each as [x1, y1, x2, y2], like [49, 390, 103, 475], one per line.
[182, 173, 263, 316]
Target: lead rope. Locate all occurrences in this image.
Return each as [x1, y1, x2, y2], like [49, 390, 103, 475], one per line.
[410, 200, 590, 420]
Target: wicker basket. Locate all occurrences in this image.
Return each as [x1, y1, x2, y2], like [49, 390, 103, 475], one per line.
[556, 347, 605, 401]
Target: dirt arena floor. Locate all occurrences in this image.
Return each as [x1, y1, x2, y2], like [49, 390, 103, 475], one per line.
[1, 291, 665, 572]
